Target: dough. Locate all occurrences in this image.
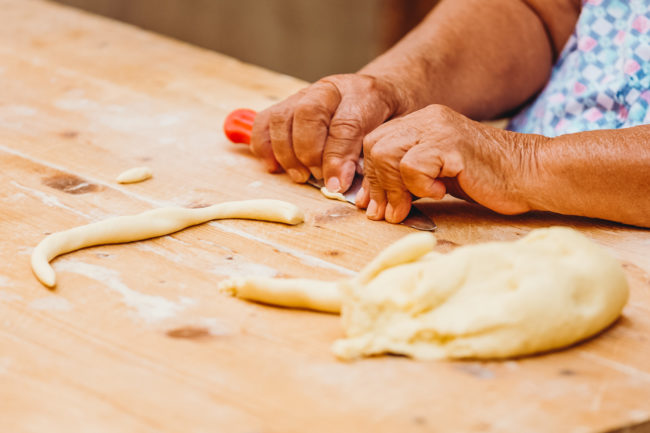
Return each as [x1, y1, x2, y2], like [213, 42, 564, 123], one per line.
[220, 277, 340, 313]
[320, 186, 347, 202]
[333, 227, 629, 360]
[116, 166, 152, 184]
[31, 199, 304, 288]
[222, 227, 629, 360]
[218, 233, 436, 313]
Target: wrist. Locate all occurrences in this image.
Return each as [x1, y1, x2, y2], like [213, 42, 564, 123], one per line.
[358, 63, 429, 117]
[510, 131, 552, 213]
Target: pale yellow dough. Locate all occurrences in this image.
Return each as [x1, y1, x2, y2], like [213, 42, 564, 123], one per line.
[220, 277, 340, 313]
[116, 166, 152, 184]
[221, 227, 629, 360]
[31, 200, 304, 288]
[319, 187, 347, 202]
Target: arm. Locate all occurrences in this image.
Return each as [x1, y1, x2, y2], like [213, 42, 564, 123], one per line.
[525, 126, 650, 227]
[361, 0, 581, 119]
[250, 0, 581, 192]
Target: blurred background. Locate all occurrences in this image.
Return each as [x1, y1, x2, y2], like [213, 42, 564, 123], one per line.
[52, 0, 439, 82]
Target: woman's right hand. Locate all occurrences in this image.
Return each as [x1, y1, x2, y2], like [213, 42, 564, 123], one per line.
[250, 73, 410, 193]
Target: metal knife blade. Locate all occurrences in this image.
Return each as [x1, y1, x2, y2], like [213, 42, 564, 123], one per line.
[307, 175, 436, 231]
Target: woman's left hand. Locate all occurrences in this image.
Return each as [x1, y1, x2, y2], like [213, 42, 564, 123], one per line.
[357, 104, 545, 223]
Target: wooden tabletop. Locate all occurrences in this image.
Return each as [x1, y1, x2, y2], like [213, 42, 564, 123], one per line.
[1, 1, 649, 432]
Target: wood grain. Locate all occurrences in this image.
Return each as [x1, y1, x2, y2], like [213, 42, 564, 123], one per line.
[1, 1, 649, 432]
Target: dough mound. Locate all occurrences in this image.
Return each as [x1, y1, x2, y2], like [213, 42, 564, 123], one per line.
[332, 227, 629, 360]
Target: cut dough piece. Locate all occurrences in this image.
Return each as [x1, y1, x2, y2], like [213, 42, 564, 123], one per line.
[116, 166, 152, 184]
[219, 277, 340, 313]
[31, 199, 304, 288]
[320, 186, 347, 202]
[333, 227, 629, 360]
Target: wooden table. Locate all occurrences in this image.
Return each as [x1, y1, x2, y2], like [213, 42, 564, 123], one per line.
[1, 1, 649, 432]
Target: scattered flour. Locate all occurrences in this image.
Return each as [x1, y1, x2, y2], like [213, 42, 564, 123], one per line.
[28, 296, 73, 312]
[56, 259, 185, 323]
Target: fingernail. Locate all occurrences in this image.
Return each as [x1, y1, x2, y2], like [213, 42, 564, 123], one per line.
[325, 176, 341, 193]
[385, 203, 398, 223]
[309, 166, 323, 179]
[367, 200, 378, 218]
[287, 169, 303, 182]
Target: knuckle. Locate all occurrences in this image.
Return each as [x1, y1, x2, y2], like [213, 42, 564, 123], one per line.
[369, 140, 391, 162]
[427, 104, 452, 120]
[399, 156, 417, 173]
[296, 149, 320, 167]
[269, 104, 293, 127]
[329, 117, 364, 140]
[362, 133, 378, 155]
[293, 101, 329, 125]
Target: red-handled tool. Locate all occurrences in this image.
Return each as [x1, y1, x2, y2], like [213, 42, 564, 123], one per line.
[222, 108, 436, 231]
[223, 108, 257, 145]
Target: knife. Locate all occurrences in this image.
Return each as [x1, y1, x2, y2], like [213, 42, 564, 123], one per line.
[223, 108, 436, 231]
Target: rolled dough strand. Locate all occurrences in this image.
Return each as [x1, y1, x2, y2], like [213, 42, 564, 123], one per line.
[219, 277, 341, 313]
[357, 232, 437, 284]
[116, 166, 152, 184]
[31, 199, 304, 288]
[320, 187, 347, 202]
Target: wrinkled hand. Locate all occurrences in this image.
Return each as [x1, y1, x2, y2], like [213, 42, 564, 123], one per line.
[357, 104, 541, 223]
[250, 73, 408, 193]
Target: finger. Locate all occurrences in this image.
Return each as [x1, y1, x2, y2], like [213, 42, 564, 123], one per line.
[322, 90, 393, 193]
[371, 137, 415, 223]
[268, 94, 311, 183]
[322, 111, 364, 193]
[292, 81, 342, 180]
[355, 176, 370, 209]
[362, 137, 387, 220]
[250, 109, 281, 173]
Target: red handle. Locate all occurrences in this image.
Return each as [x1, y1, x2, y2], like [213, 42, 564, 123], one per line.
[223, 108, 257, 145]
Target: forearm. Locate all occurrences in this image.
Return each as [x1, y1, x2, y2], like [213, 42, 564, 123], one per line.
[360, 0, 579, 120]
[525, 126, 650, 227]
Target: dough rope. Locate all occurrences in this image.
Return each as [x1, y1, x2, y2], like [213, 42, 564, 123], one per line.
[31, 199, 304, 288]
[218, 233, 437, 314]
[116, 166, 152, 184]
[219, 277, 340, 313]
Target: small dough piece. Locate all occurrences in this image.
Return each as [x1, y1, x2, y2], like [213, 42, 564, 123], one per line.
[31, 199, 304, 288]
[219, 277, 340, 313]
[320, 187, 347, 202]
[116, 166, 152, 184]
[333, 227, 629, 360]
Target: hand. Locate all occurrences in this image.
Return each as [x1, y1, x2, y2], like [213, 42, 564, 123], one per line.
[357, 104, 544, 223]
[250, 73, 410, 193]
